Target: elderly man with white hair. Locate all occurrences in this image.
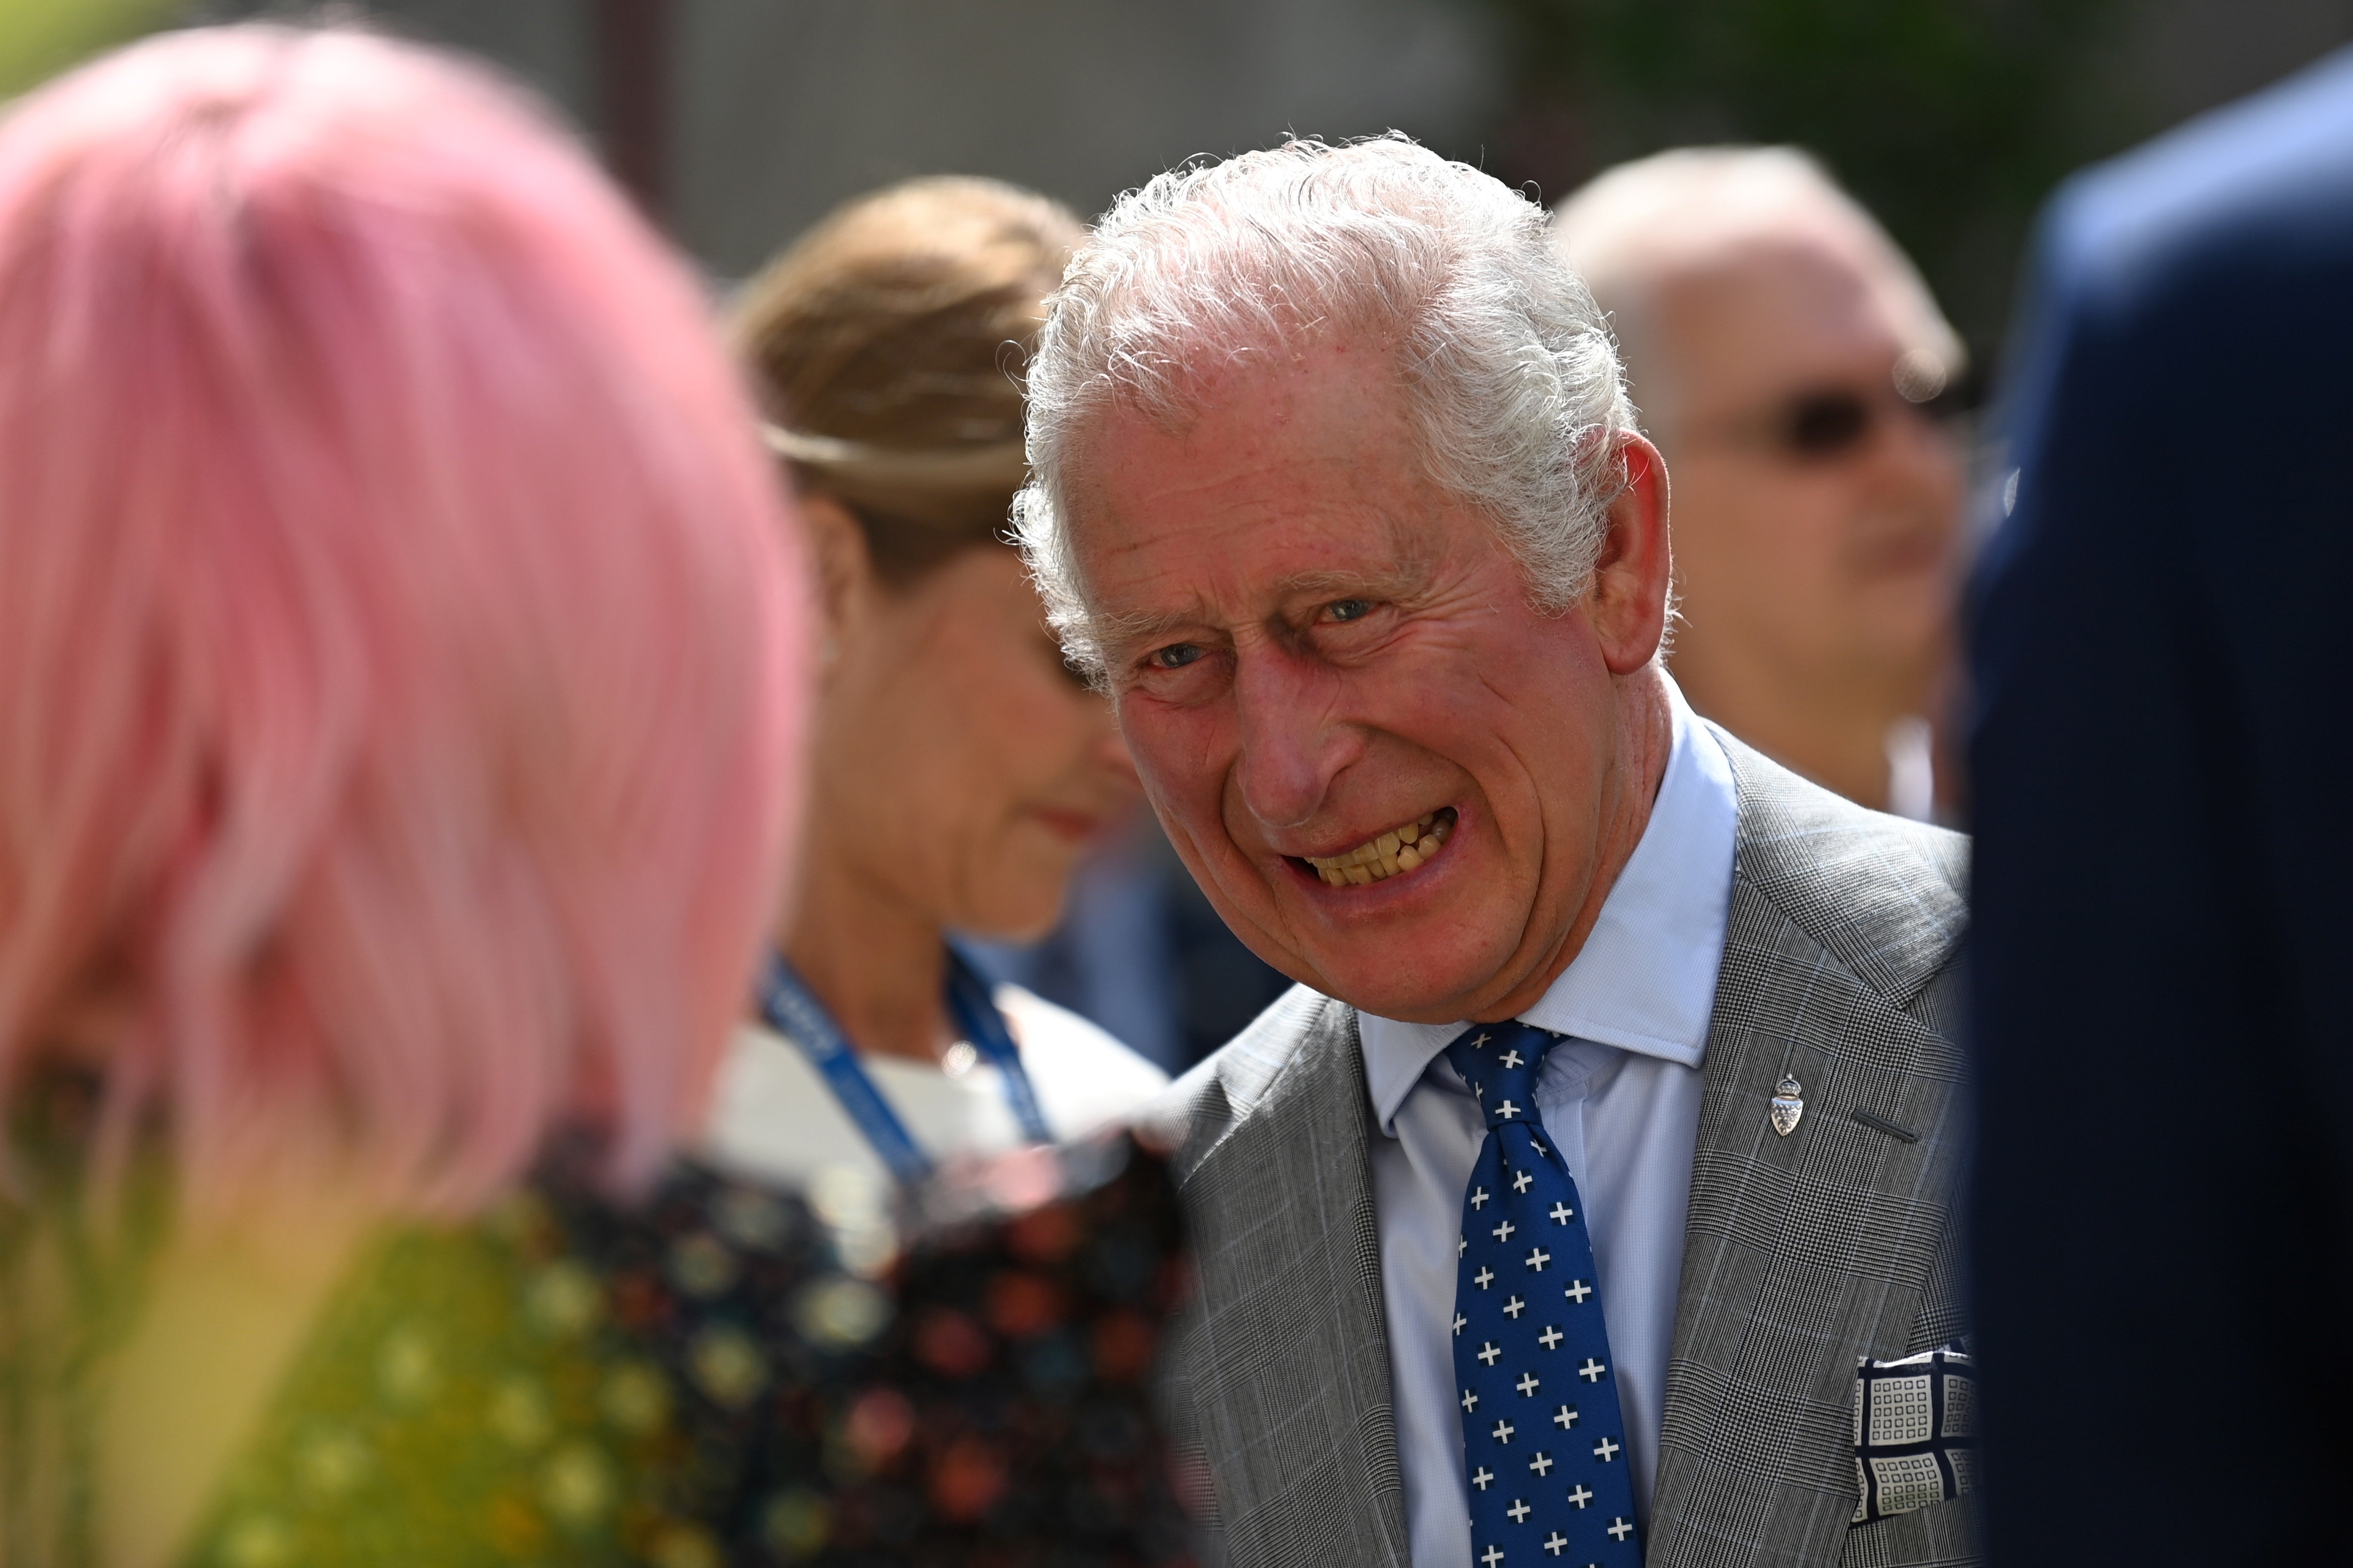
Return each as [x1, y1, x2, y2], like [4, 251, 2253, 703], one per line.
[1016, 137, 1974, 1568]
[1554, 148, 1968, 818]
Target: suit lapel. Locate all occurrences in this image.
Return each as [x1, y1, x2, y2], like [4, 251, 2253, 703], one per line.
[1644, 739, 1970, 1568]
[1175, 995, 1414, 1568]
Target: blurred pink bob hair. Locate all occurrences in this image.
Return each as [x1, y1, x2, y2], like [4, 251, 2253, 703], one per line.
[0, 26, 809, 1214]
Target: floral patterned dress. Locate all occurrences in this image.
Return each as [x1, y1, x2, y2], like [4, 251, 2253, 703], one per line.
[177, 1139, 1193, 1568]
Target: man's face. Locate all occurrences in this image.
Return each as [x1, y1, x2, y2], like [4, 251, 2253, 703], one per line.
[1650, 232, 1963, 706]
[1065, 339, 1662, 1024]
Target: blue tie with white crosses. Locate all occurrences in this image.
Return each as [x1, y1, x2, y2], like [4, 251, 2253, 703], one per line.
[1449, 1021, 1640, 1567]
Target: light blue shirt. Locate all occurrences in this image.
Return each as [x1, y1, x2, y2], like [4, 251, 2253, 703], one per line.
[1360, 681, 1738, 1568]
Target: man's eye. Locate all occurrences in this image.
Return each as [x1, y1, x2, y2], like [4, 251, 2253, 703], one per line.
[1326, 599, 1375, 623]
[1149, 643, 1204, 670]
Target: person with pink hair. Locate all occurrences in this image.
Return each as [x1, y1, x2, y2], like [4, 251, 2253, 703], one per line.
[0, 28, 1204, 1568]
[0, 23, 820, 1564]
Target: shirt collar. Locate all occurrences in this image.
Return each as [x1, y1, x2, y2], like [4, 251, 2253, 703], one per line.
[1358, 676, 1739, 1135]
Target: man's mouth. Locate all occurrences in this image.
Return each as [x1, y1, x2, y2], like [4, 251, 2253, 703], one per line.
[1300, 808, 1457, 887]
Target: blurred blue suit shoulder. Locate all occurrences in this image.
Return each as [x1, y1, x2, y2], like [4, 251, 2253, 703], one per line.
[1967, 42, 2353, 1568]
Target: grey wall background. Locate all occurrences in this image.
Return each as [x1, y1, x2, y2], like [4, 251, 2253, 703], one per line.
[205, 0, 1502, 280]
[670, 0, 1498, 277]
[194, 0, 2353, 357]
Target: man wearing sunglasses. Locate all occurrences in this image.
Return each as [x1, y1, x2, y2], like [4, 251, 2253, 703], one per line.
[1555, 148, 1967, 819]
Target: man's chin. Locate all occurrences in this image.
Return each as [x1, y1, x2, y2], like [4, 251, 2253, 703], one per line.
[1294, 945, 1519, 1026]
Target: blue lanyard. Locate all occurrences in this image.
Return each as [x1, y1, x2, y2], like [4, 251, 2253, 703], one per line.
[941, 950, 1055, 1148]
[754, 948, 1054, 1186]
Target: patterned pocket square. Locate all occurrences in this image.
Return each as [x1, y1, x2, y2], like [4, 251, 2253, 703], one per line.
[1850, 1343, 1975, 1523]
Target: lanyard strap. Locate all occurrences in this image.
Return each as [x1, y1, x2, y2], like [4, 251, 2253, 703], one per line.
[943, 949, 1055, 1147]
[757, 951, 933, 1185]
[755, 949, 1054, 1185]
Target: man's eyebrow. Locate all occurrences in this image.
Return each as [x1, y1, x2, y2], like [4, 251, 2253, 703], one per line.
[1094, 603, 1212, 658]
[1272, 516, 1437, 601]
[1095, 544, 1435, 658]
[1272, 566, 1416, 599]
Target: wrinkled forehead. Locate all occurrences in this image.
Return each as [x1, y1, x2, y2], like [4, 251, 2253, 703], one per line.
[1071, 303, 1417, 444]
[1057, 338, 1467, 611]
[1059, 329, 1417, 505]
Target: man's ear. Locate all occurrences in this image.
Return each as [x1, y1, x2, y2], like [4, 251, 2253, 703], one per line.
[796, 492, 879, 667]
[1585, 434, 1672, 675]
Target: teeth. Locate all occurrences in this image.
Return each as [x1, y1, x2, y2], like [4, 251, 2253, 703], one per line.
[1306, 809, 1455, 885]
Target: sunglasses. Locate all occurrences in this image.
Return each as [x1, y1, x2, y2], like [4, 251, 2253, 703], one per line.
[1753, 376, 1975, 461]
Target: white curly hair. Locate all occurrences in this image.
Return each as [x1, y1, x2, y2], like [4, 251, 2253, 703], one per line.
[1011, 134, 1637, 679]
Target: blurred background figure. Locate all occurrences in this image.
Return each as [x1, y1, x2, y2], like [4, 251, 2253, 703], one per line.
[1554, 148, 1968, 817]
[0, 24, 814, 1562]
[708, 177, 1166, 1198]
[1967, 44, 2353, 1565]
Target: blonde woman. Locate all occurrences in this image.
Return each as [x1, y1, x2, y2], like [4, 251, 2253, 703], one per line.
[709, 180, 1166, 1194]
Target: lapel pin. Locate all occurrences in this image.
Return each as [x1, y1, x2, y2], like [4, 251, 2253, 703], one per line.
[1770, 1074, 1805, 1137]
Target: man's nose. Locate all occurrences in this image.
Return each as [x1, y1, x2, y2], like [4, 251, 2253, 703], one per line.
[1230, 644, 1357, 832]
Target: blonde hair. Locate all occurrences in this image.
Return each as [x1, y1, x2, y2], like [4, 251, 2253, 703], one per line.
[732, 176, 1082, 587]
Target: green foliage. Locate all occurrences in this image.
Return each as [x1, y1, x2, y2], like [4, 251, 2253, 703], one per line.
[0, 0, 177, 98]
[1467, 0, 2142, 362]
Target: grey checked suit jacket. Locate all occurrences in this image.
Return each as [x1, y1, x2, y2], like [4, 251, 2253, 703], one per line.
[1156, 735, 1973, 1568]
